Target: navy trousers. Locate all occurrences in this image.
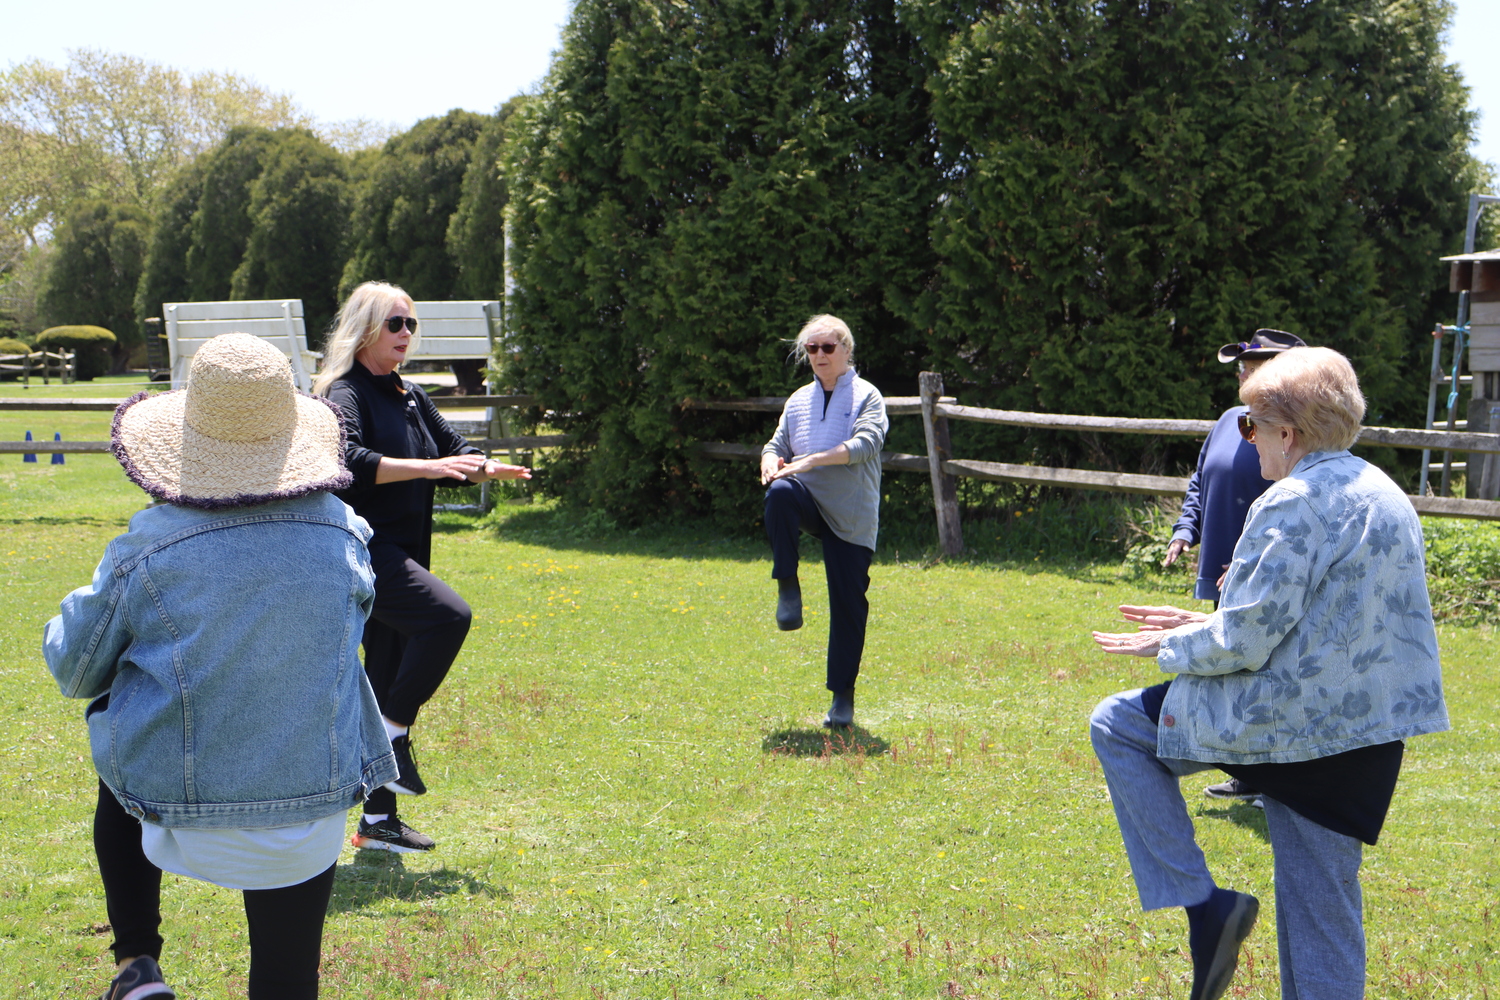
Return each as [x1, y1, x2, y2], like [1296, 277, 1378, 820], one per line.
[764, 477, 873, 692]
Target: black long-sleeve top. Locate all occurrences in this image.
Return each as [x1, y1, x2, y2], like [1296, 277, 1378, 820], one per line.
[326, 361, 480, 566]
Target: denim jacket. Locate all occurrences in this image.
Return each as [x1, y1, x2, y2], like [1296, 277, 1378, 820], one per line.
[1157, 451, 1449, 764]
[44, 494, 398, 828]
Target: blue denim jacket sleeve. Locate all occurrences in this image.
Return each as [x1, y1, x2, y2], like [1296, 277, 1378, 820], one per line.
[1158, 486, 1325, 678]
[44, 547, 130, 700]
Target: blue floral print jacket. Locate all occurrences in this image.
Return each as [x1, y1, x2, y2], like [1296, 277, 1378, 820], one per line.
[1156, 450, 1449, 764]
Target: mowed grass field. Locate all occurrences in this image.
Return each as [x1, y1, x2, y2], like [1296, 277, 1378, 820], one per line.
[1, 391, 1496, 998]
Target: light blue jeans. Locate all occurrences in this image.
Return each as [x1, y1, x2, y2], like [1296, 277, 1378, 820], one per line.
[1089, 689, 1367, 1000]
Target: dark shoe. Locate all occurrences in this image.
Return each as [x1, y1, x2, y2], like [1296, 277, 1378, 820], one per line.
[1203, 777, 1259, 801]
[101, 955, 175, 999]
[352, 816, 436, 853]
[385, 733, 427, 796]
[776, 580, 803, 631]
[823, 688, 854, 728]
[1187, 888, 1259, 1000]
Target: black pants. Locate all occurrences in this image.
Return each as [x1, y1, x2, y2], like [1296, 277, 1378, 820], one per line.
[362, 538, 472, 816]
[764, 477, 874, 692]
[93, 782, 336, 999]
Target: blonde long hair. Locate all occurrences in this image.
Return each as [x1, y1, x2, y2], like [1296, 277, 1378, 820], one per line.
[312, 281, 420, 395]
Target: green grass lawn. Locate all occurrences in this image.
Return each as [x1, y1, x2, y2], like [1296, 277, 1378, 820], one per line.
[1, 453, 1495, 998]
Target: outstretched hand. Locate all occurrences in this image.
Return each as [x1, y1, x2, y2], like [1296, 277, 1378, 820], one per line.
[1091, 630, 1164, 657]
[1117, 605, 1209, 631]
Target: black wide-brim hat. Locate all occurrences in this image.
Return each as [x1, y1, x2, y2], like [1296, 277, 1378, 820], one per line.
[1217, 328, 1307, 363]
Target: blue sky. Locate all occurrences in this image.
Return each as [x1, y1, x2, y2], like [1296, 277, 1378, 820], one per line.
[5, 0, 1499, 167]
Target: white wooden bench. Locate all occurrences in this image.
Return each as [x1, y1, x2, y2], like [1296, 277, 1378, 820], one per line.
[163, 300, 319, 392]
[406, 300, 501, 363]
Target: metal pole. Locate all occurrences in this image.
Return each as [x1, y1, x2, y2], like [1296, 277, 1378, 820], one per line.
[1421, 324, 1443, 495]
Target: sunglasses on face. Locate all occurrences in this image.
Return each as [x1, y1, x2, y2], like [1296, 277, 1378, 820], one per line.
[385, 316, 418, 334]
[1238, 412, 1284, 443]
[805, 342, 841, 355]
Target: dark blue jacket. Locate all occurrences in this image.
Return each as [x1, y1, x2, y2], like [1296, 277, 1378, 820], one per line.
[1171, 406, 1273, 602]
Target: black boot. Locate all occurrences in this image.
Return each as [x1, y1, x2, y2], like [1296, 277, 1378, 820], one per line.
[823, 688, 854, 728]
[776, 578, 803, 631]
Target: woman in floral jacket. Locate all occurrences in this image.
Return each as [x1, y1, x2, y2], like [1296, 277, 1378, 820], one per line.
[1088, 347, 1447, 1000]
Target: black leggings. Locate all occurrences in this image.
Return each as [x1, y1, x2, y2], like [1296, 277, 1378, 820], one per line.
[94, 782, 337, 999]
[362, 539, 472, 816]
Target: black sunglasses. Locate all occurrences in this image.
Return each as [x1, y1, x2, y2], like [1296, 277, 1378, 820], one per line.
[1237, 413, 1258, 442]
[805, 342, 841, 355]
[1238, 412, 1295, 443]
[385, 316, 418, 334]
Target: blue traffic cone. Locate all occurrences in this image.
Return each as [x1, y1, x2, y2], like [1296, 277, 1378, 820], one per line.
[23, 430, 36, 462]
[51, 432, 64, 464]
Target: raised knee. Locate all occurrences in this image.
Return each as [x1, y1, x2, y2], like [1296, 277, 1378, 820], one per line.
[1088, 690, 1135, 742]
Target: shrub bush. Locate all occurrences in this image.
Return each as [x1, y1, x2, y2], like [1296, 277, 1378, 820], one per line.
[1423, 516, 1500, 624]
[0, 337, 31, 356]
[34, 325, 116, 380]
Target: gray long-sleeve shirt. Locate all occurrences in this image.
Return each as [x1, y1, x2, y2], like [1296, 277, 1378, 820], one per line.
[763, 373, 888, 550]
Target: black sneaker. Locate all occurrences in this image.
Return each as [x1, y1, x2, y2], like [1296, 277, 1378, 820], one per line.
[1203, 777, 1259, 801]
[776, 580, 803, 631]
[823, 688, 854, 728]
[385, 734, 427, 796]
[352, 816, 436, 853]
[1187, 888, 1259, 1000]
[101, 955, 175, 999]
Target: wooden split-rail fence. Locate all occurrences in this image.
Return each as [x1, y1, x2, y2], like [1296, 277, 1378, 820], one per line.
[0, 395, 568, 461]
[7, 377, 1500, 553]
[0, 349, 76, 385]
[683, 372, 1500, 556]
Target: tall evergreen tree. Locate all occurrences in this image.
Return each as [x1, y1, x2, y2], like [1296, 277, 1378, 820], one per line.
[39, 199, 151, 371]
[184, 127, 279, 300]
[340, 109, 489, 300]
[915, 0, 1477, 437]
[447, 97, 528, 301]
[134, 158, 205, 321]
[231, 130, 351, 341]
[504, 0, 940, 519]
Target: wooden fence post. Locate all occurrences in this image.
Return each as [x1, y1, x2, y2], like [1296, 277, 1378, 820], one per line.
[919, 371, 963, 555]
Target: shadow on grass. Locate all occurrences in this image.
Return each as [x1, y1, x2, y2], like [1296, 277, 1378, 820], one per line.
[761, 725, 891, 758]
[0, 515, 132, 527]
[1198, 802, 1271, 843]
[329, 853, 509, 912]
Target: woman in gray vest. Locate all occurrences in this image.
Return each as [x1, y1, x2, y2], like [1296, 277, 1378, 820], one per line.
[760, 315, 889, 728]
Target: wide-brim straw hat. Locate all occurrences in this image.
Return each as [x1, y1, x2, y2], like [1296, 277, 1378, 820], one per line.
[112, 332, 351, 508]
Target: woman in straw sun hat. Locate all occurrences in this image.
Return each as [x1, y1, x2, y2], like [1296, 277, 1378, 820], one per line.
[316, 280, 530, 854]
[45, 332, 398, 1000]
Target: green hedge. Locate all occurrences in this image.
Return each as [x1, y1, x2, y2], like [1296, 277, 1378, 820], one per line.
[504, 0, 1479, 532]
[34, 325, 116, 380]
[0, 337, 31, 356]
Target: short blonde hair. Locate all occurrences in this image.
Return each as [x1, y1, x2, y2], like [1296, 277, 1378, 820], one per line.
[312, 281, 419, 395]
[791, 314, 854, 366]
[1240, 347, 1365, 452]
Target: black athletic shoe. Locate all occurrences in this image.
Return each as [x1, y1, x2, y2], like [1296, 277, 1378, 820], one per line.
[776, 581, 803, 631]
[385, 733, 428, 796]
[352, 817, 436, 853]
[823, 688, 855, 729]
[101, 955, 175, 999]
[1203, 777, 1259, 801]
[1187, 888, 1259, 1000]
